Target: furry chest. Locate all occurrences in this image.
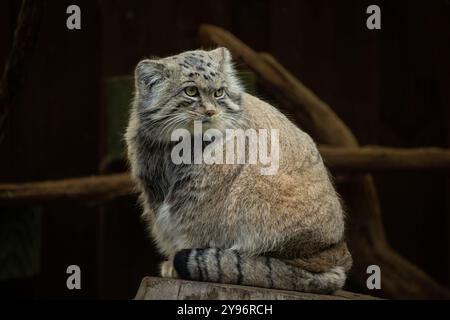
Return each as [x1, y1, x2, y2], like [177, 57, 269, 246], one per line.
[154, 198, 232, 252]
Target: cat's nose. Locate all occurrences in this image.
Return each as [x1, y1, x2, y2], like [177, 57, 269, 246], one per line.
[205, 109, 218, 117]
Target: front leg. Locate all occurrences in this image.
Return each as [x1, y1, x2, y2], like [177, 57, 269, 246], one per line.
[160, 260, 179, 278]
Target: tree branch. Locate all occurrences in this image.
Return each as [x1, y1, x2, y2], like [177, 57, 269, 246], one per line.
[0, 173, 135, 206]
[321, 146, 450, 173]
[1, 146, 450, 206]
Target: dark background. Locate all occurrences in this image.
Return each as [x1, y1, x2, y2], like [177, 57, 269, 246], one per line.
[0, 0, 449, 299]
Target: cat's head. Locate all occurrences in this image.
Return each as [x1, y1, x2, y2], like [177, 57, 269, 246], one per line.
[133, 47, 244, 141]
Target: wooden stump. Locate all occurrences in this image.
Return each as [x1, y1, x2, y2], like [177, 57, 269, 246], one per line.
[134, 277, 379, 300]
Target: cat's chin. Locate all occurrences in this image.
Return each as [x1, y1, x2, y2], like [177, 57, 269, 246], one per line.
[181, 119, 227, 133]
[153, 120, 235, 145]
[201, 120, 221, 131]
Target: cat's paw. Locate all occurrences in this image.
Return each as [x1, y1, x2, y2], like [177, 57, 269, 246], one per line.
[160, 260, 179, 278]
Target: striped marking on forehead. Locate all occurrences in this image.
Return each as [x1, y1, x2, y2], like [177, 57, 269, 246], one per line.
[171, 52, 220, 80]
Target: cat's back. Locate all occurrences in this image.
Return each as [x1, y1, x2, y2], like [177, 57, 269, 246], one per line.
[241, 92, 319, 171]
[241, 92, 308, 141]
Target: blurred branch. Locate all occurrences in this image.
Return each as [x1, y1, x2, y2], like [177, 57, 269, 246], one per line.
[0, 0, 44, 142]
[1, 146, 450, 206]
[321, 146, 450, 173]
[0, 173, 135, 206]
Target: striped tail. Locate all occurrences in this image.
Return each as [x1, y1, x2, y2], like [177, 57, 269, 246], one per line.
[173, 247, 349, 294]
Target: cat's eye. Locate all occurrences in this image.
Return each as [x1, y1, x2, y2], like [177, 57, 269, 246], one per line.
[184, 86, 199, 97]
[214, 88, 224, 98]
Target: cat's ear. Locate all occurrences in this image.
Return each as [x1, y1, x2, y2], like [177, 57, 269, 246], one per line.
[209, 47, 237, 77]
[135, 59, 166, 92]
[210, 47, 242, 91]
[209, 47, 232, 66]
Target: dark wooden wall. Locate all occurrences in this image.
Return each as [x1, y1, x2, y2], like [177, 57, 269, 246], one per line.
[0, 0, 449, 298]
[377, 1, 450, 287]
[0, 0, 101, 299]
